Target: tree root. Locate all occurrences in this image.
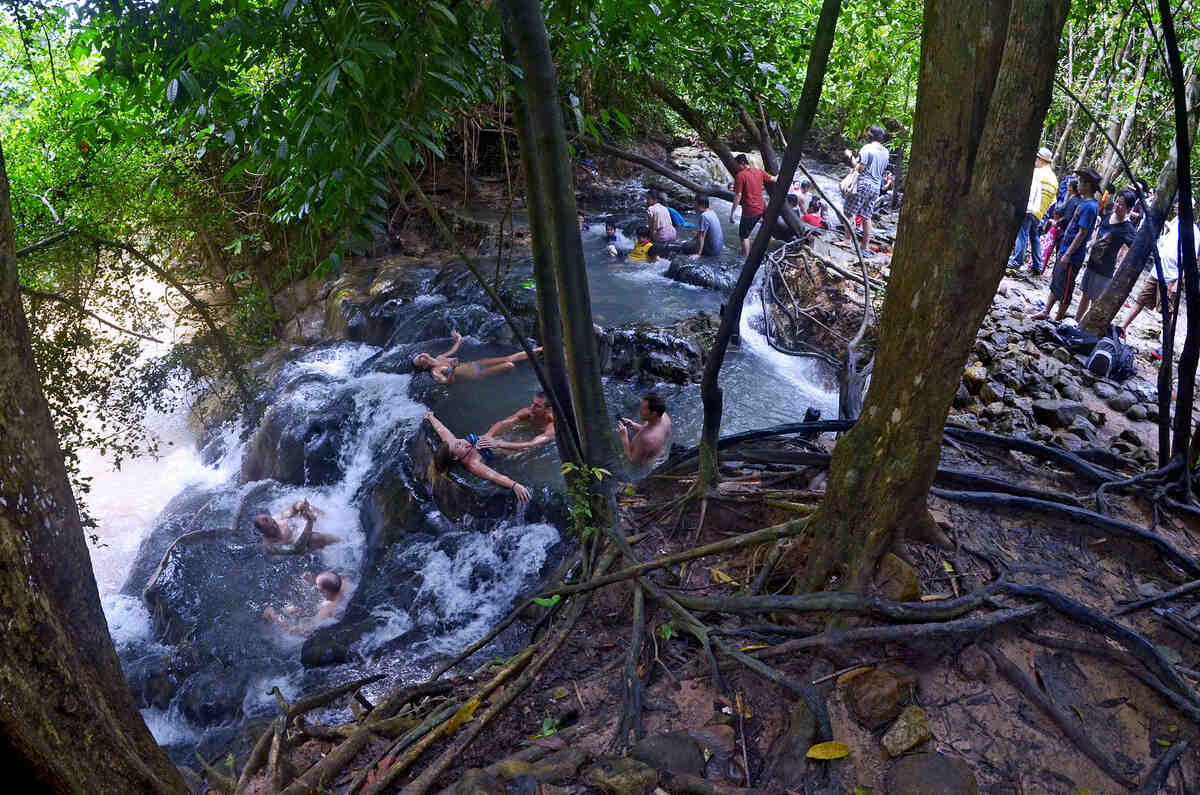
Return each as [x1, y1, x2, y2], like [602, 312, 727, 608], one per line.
[942, 425, 1120, 484]
[285, 674, 385, 726]
[1134, 740, 1189, 795]
[1114, 578, 1200, 617]
[234, 722, 276, 794]
[931, 489, 1200, 578]
[983, 642, 1139, 791]
[346, 701, 460, 794]
[613, 582, 645, 751]
[1096, 459, 1182, 515]
[746, 605, 1043, 659]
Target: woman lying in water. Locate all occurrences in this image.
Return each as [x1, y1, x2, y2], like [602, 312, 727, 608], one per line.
[424, 411, 532, 502]
[411, 330, 542, 384]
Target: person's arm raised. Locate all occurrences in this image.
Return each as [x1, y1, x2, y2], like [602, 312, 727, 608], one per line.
[442, 330, 463, 357]
[424, 411, 457, 444]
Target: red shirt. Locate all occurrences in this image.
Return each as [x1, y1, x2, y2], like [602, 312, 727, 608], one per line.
[734, 167, 769, 216]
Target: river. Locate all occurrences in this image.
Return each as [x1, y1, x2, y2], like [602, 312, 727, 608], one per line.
[79, 168, 848, 761]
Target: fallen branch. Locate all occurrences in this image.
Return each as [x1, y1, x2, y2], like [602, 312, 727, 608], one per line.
[286, 674, 385, 726]
[1112, 578, 1200, 617]
[984, 643, 1138, 791]
[579, 136, 734, 202]
[932, 489, 1200, 579]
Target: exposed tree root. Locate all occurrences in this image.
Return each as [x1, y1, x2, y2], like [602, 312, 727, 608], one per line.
[984, 642, 1139, 791]
[1135, 740, 1190, 795]
[613, 582, 645, 751]
[1113, 578, 1200, 617]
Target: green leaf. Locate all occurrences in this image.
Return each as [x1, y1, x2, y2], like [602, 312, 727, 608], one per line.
[429, 1, 457, 25]
[276, 139, 289, 160]
[166, 78, 179, 104]
[343, 60, 365, 88]
[531, 595, 561, 608]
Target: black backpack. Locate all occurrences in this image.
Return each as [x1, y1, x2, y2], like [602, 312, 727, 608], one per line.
[1055, 324, 1099, 355]
[1086, 327, 1135, 382]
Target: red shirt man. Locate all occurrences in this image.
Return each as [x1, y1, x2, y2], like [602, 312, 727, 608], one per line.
[730, 154, 776, 255]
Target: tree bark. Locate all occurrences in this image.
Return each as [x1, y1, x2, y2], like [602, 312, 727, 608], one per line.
[696, 0, 844, 488]
[0, 147, 186, 791]
[646, 77, 739, 178]
[803, 0, 1070, 594]
[499, 0, 616, 467]
[1100, 35, 1151, 187]
[1079, 74, 1200, 336]
[738, 104, 780, 174]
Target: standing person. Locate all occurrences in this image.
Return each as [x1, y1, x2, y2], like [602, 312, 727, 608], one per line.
[1008, 147, 1058, 270]
[1120, 198, 1199, 333]
[646, 190, 677, 244]
[680, 194, 725, 259]
[1034, 167, 1100, 321]
[1075, 188, 1137, 320]
[839, 125, 889, 257]
[616, 391, 672, 466]
[1040, 176, 1080, 275]
[729, 153, 776, 256]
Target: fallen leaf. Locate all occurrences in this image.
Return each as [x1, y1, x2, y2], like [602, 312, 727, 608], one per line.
[806, 740, 850, 760]
[711, 567, 740, 585]
[444, 698, 479, 733]
[941, 560, 955, 574]
[920, 593, 951, 601]
[739, 644, 769, 652]
[836, 667, 873, 685]
[1156, 738, 1172, 747]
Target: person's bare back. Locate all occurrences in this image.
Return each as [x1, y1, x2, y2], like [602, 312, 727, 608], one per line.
[618, 392, 671, 467]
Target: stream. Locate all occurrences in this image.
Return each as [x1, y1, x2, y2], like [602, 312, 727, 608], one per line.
[81, 168, 846, 762]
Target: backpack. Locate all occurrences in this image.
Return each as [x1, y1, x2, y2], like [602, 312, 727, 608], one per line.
[1055, 324, 1099, 355]
[1086, 327, 1135, 381]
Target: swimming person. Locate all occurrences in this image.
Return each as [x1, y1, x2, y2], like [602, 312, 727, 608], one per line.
[478, 392, 557, 453]
[262, 570, 348, 632]
[411, 330, 541, 384]
[253, 499, 338, 554]
[424, 411, 533, 501]
[616, 391, 672, 466]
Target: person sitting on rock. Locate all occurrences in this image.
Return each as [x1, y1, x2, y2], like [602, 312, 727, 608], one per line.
[412, 330, 542, 384]
[263, 570, 348, 632]
[253, 499, 338, 554]
[617, 391, 672, 467]
[425, 411, 533, 502]
[478, 392, 557, 454]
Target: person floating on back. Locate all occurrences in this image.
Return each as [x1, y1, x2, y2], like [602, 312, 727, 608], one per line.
[617, 391, 672, 467]
[254, 499, 338, 554]
[411, 330, 542, 384]
[730, 153, 777, 256]
[424, 411, 533, 501]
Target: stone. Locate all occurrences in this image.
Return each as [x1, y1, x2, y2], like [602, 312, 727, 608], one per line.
[665, 258, 738, 292]
[979, 380, 1004, 404]
[1032, 399, 1087, 429]
[1127, 403, 1148, 422]
[177, 665, 251, 726]
[886, 753, 980, 795]
[1093, 381, 1119, 401]
[845, 667, 904, 729]
[1052, 347, 1073, 363]
[882, 706, 933, 757]
[1059, 381, 1085, 401]
[632, 731, 705, 777]
[983, 401, 1007, 420]
[962, 364, 988, 393]
[523, 748, 589, 783]
[455, 768, 506, 794]
[1067, 415, 1098, 442]
[1037, 357, 1063, 380]
[583, 757, 659, 795]
[1118, 428, 1145, 447]
[1107, 390, 1137, 412]
[766, 701, 818, 789]
[1147, 403, 1160, 422]
[953, 383, 971, 408]
[874, 553, 921, 602]
[958, 645, 991, 682]
[241, 389, 357, 485]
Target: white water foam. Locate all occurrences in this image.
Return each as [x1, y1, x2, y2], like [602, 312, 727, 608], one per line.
[141, 707, 202, 747]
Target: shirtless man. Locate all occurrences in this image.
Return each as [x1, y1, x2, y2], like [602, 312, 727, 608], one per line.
[263, 570, 347, 631]
[411, 330, 541, 384]
[478, 391, 557, 453]
[617, 391, 671, 467]
[253, 499, 338, 554]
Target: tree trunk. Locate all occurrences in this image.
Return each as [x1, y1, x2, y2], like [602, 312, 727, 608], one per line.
[803, 0, 1070, 595]
[1079, 74, 1200, 336]
[499, 0, 616, 467]
[646, 77, 740, 179]
[0, 147, 186, 791]
[1100, 35, 1151, 187]
[697, 0, 844, 488]
[738, 104, 780, 174]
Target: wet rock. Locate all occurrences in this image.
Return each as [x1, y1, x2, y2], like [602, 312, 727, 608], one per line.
[665, 258, 738, 292]
[178, 664, 251, 725]
[1093, 381, 1119, 401]
[845, 667, 903, 729]
[962, 364, 988, 393]
[765, 700, 818, 789]
[874, 553, 920, 602]
[1107, 390, 1137, 412]
[597, 325, 705, 384]
[632, 731, 705, 776]
[882, 706, 932, 757]
[583, 757, 659, 794]
[1032, 399, 1086, 429]
[979, 381, 1004, 404]
[242, 387, 357, 486]
[123, 650, 179, 710]
[407, 420, 518, 522]
[886, 753, 980, 795]
[363, 459, 419, 547]
[300, 616, 377, 668]
[1126, 403, 1148, 422]
[455, 768, 506, 794]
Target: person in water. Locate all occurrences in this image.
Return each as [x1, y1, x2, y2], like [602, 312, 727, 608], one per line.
[425, 411, 533, 501]
[478, 391, 557, 453]
[617, 391, 672, 466]
[253, 499, 338, 554]
[263, 570, 347, 631]
[411, 330, 541, 384]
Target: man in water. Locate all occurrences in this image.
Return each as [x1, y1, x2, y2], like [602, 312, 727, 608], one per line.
[479, 391, 557, 453]
[253, 499, 338, 554]
[263, 570, 347, 631]
[646, 190, 677, 244]
[680, 194, 724, 259]
[617, 391, 671, 466]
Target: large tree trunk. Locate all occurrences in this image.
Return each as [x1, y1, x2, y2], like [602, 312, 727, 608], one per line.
[1053, 20, 1106, 170]
[499, 0, 616, 467]
[1079, 74, 1200, 337]
[696, 0, 843, 489]
[1100, 35, 1151, 187]
[803, 0, 1070, 595]
[0, 149, 186, 790]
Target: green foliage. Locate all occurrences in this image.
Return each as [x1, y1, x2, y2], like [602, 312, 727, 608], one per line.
[533, 716, 560, 738]
[655, 620, 674, 642]
[561, 461, 609, 540]
[531, 594, 561, 608]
